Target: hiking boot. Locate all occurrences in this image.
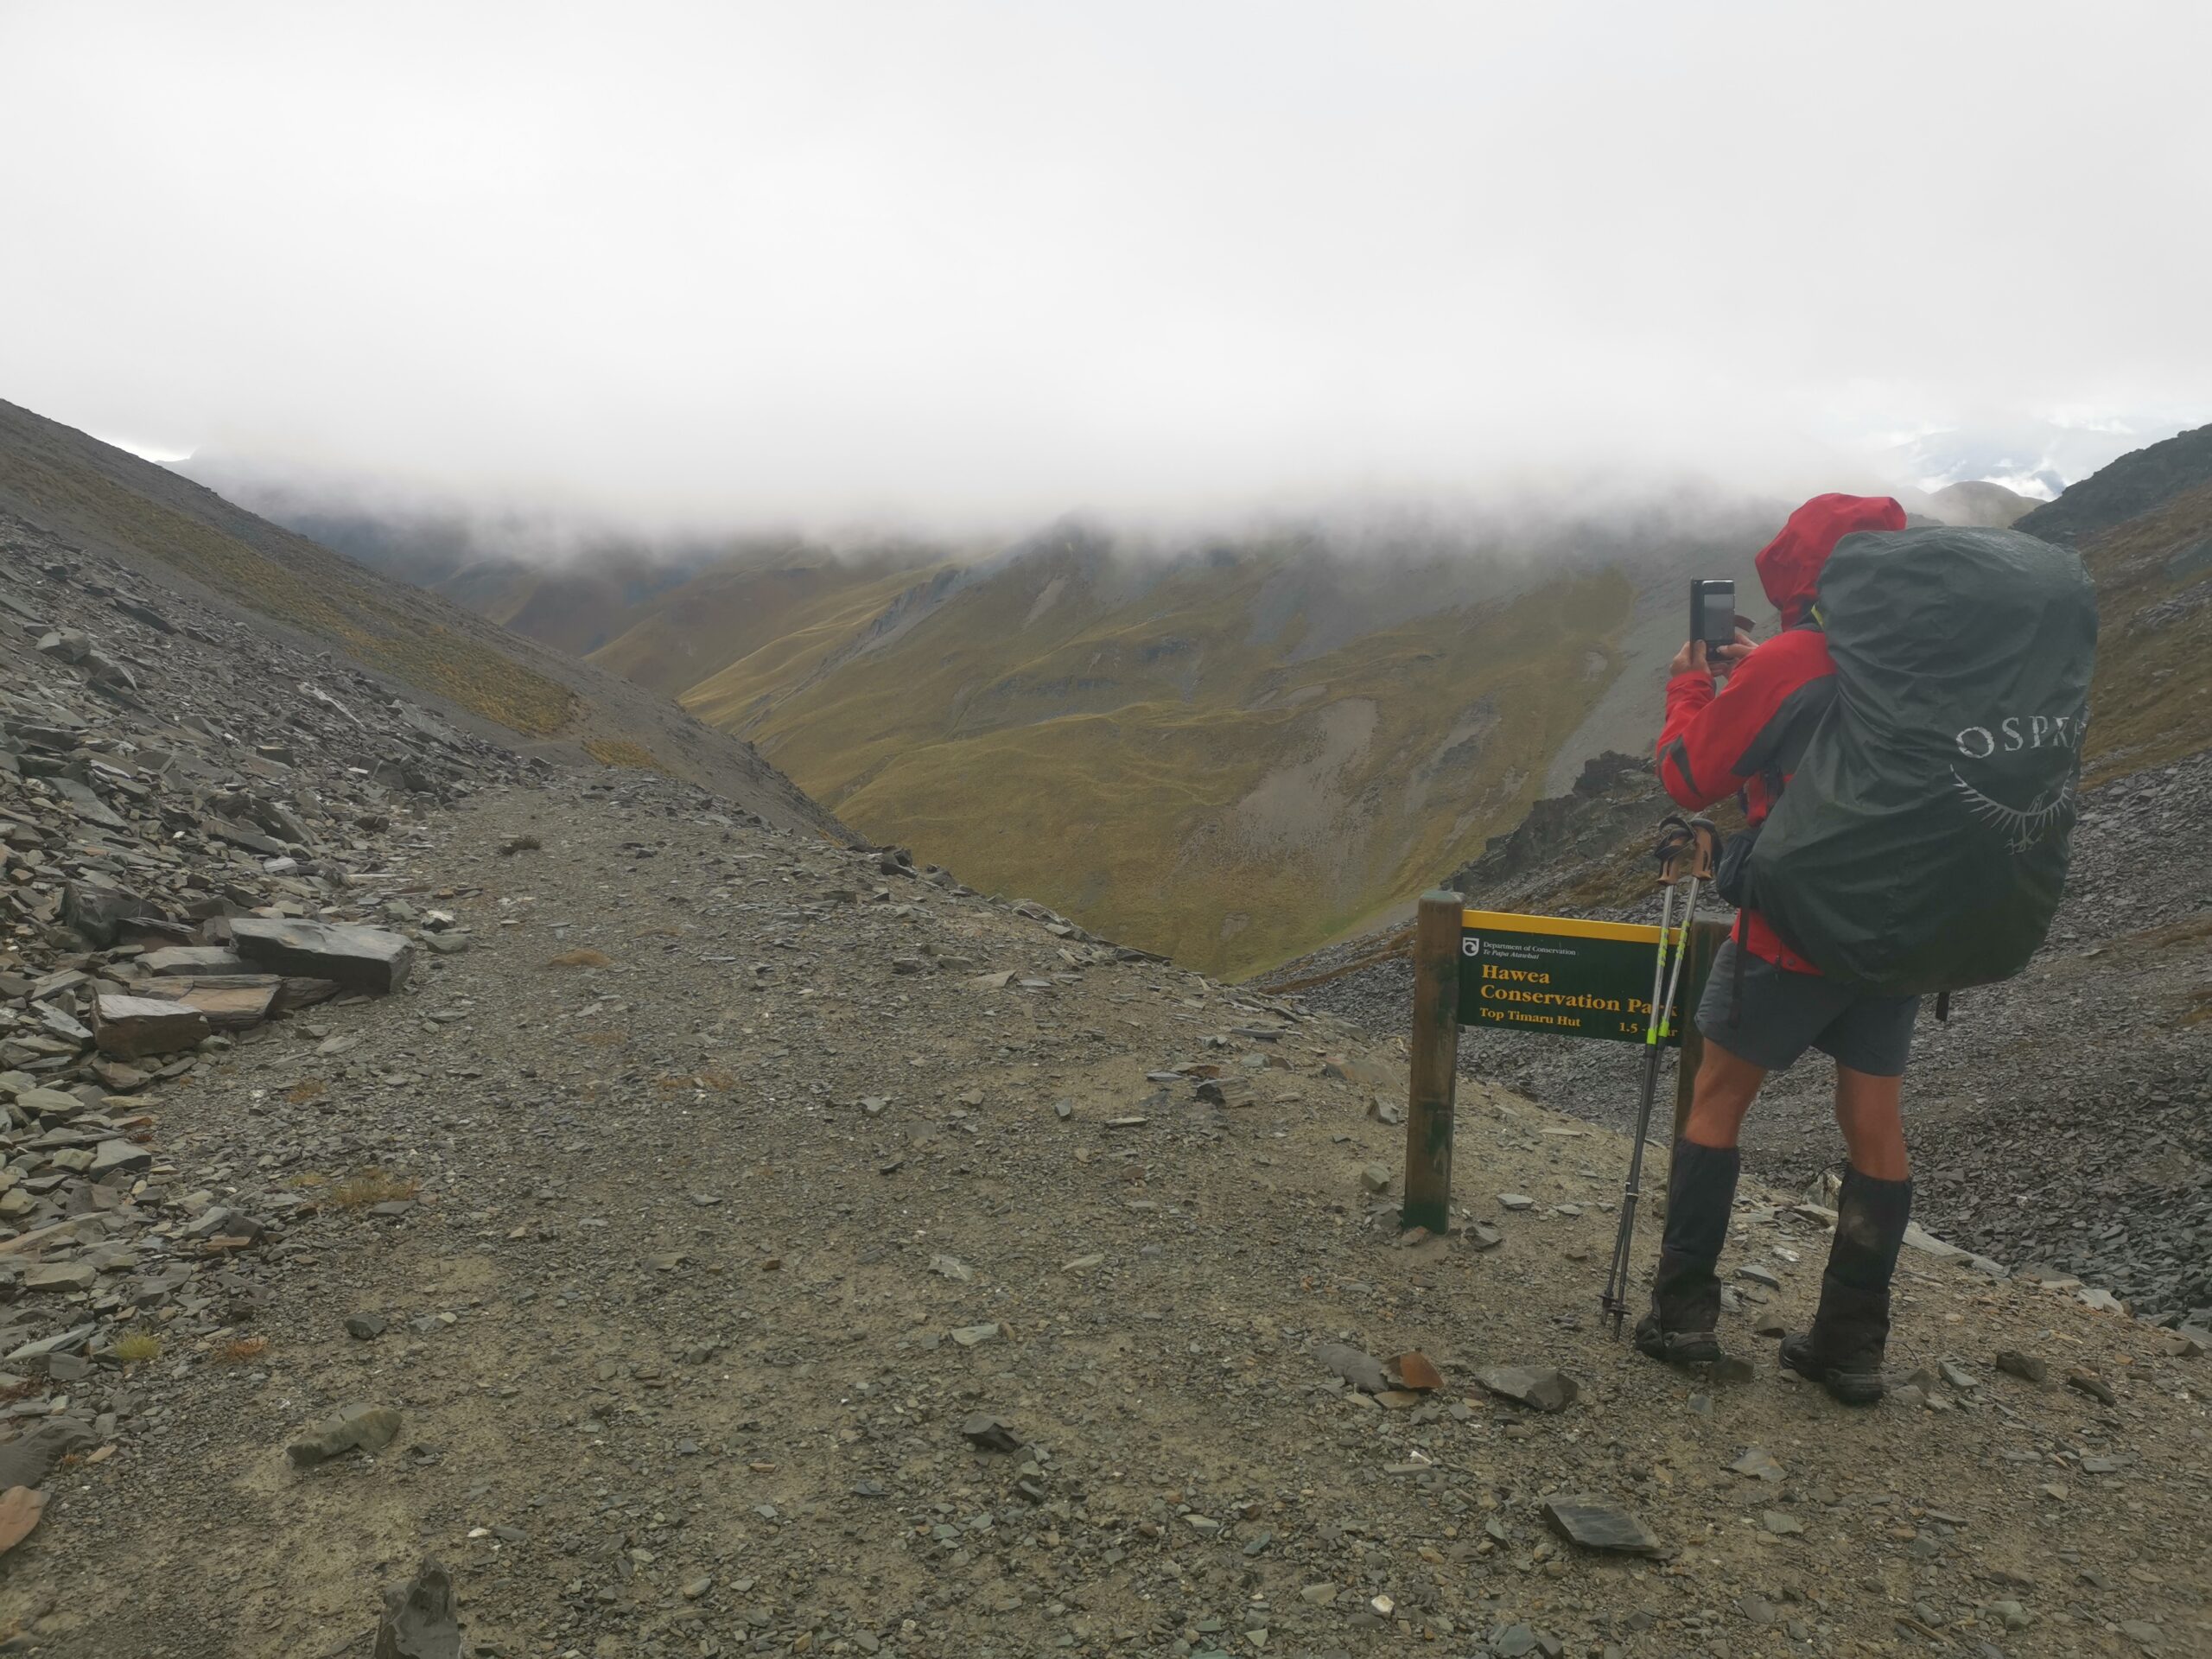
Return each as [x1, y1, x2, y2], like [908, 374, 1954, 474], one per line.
[1777, 1165, 1912, 1405]
[1634, 1256, 1721, 1364]
[1633, 1140, 1738, 1368]
[1779, 1281, 1888, 1404]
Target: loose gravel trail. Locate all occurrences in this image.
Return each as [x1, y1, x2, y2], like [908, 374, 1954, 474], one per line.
[9, 777, 2209, 1659]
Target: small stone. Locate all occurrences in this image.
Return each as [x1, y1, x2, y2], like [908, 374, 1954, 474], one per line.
[960, 1413, 1021, 1452]
[1994, 1349, 2049, 1385]
[24, 1262, 97, 1294]
[950, 1322, 1000, 1347]
[1735, 1263, 1783, 1289]
[1761, 1510, 1806, 1536]
[1709, 1354, 1756, 1385]
[1476, 1365, 1580, 1412]
[1541, 1496, 1660, 1554]
[346, 1314, 389, 1340]
[929, 1254, 974, 1282]
[1315, 1342, 1390, 1395]
[374, 1557, 460, 1659]
[1497, 1193, 1535, 1211]
[1729, 1447, 1784, 1482]
[1395, 1351, 1444, 1391]
[1940, 1360, 1980, 1390]
[289, 1403, 402, 1468]
[1298, 1584, 1337, 1606]
[0, 1486, 47, 1558]
[681, 1577, 712, 1600]
[2119, 1619, 2164, 1648]
[1359, 1162, 1392, 1194]
[2066, 1370, 2117, 1407]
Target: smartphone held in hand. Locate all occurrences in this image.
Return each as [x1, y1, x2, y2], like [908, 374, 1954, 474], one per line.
[1689, 578, 1738, 655]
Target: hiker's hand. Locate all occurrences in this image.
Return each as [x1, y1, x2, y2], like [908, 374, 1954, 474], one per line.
[1713, 624, 1755, 677]
[1671, 628, 1755, 680]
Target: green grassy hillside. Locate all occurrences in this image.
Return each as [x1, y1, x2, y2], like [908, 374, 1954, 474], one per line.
[671, 533, 1634, 974]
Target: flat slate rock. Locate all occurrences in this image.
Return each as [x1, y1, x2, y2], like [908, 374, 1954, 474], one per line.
[1729, 1446, 1785, 1482]
[289, 1402, 403, 1467]
[92, 993, 212, 1058]
[1315, 1342, 1391, 1395]
[0, 1420, 97, 1491]
[1541, 1496, 1660, 1554]
[138, 945, 250, 976]
[1477, 1364, 1580, 1412]
[151, 979, 280, 1030]
[232, 917, 415, 992]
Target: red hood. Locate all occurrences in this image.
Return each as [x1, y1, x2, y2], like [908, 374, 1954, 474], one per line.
[1755, 493, 1907, 625]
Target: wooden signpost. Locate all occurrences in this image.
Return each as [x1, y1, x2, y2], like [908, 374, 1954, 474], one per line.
[1401, 887, 1726, 1232]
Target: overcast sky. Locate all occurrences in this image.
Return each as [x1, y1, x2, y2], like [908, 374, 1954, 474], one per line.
[3, 2, 2207, 531]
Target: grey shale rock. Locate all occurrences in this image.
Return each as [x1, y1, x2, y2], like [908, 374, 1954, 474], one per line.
[289, 1403, 404, 1468]
[1315, 1342, 1391, 1394]
[1541, 1495, 1661, 1554]
[374, 1557, 462, 1659]
[231, 917, 416, 993]
[91, 993, 211, 1058]
[1477, 1365, 1580, 1412]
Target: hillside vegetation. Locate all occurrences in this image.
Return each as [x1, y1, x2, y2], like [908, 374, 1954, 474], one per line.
[688, 537, 1635, 973]
[0, 399, 846, 836]
[2014, 423, 2212, 779]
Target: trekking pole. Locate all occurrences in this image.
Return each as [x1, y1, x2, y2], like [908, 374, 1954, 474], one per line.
[1602, 815, 1719, 1337]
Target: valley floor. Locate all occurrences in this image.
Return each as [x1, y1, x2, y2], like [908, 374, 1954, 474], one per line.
[9, 776, 2209, 1659]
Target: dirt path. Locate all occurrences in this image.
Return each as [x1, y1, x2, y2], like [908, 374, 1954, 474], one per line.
[8, 777, 2209, 1658]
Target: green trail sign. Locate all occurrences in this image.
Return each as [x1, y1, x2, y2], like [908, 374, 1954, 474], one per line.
[1401, 887, 1726, 1237]
[1458, 908, 1675, 1046]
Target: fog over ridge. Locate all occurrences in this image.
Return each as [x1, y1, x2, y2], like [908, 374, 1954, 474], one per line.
[4, 2, 2208, 538]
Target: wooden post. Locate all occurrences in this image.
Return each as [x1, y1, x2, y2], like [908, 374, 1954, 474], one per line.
[1669, 918, 1728, 1144]
[1402, 889, 1463, 1233]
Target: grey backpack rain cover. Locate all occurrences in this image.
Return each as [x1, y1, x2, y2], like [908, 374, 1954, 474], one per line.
[1747, 525, 2099, 995]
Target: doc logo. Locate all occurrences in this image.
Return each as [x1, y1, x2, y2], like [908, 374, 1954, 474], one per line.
[1460, 937, 1482, 958]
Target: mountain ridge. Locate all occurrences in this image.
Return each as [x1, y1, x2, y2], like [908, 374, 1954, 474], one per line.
[0, 398, 847, 839]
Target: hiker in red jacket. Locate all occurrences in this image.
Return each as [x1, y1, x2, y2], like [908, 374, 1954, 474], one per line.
[1637, 493, 1920, 1404]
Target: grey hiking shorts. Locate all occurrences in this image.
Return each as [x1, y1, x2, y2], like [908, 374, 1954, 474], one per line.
[1694, 940, 1922, 1077]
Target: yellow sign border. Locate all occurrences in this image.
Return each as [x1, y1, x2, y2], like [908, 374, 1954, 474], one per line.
[1461, 907, 1669, 946]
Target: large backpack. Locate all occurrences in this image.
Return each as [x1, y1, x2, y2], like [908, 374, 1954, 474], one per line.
[1745, 524, 2098, 995]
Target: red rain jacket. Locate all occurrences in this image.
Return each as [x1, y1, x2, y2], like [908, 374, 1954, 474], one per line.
[1655, 493, 1908, 971]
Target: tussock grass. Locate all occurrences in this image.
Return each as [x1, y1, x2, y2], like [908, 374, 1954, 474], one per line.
[113, 1330, 162, 1364]
[583, 736, 662, 769]
[285, 1079, 326, 1104]
[213, 1336, 268, 1364]
[329, 1170, 420, 1209]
